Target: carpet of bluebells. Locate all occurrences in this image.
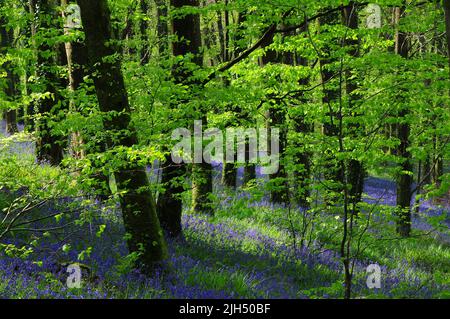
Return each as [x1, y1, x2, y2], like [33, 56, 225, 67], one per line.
[0, 121, 449, 299]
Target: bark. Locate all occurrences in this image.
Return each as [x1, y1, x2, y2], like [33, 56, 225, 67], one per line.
[24, 0, 37, 132]
[77, 0, 168, 268]
[243, 147, 256, 185]
[222, 164, 236, 188]
[268, 100, 289, 204]
[140, 0, 150, 64]
[222, 125, 236, 188]
[192, 155, 214, 214]
[394, 5, 412, 238]
[157, 154, 184, 236]
[342, 2, 365, 211]
[169, 0, 212, 215]
[158, 0, 209, 235]
[34, 0, 66, 166]
[292, 50, 312, 208]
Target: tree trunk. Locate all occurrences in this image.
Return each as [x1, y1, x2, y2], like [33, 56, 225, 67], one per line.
[77, 0, 168, 268]
[169, 0, 212, 215]
[222, 162, 236, 188]
[157, 154, 185, 236]
[140, 0, 150, 64]
[158, 0, 208, 234]
[292, 47, 312, 208]
[33, 0, 66, 166]
[24, 0, 37, 132]
[219, 1, 236, 189]
[394, 5, 412, 238]
[342, 2, 365, 211]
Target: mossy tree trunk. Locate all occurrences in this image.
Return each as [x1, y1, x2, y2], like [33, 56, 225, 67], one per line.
[77, 0, 167, 268]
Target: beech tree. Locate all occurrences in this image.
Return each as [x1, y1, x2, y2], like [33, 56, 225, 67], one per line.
[77, 0, 167, 268]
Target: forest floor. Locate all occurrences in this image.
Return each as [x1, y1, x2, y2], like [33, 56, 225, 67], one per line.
[0, 122, 449, 299]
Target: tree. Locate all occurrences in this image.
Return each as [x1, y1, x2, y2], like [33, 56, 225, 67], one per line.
[33, 0, 67, 165]
[393, 4, 413, 238]
[77, 0, 168, 269]
[290, 26, 312, 208]
[61, 0, 111, 199]
[156, 0, 169, 56]
[167, 0, 213, 215]
[342, 2, 365, 211]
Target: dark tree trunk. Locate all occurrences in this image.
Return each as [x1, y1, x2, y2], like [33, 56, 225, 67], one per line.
[4, 110, 18, 135]
[140, 0, 150, 64]
[169, 0, 212, 215]
[77, 0, 168, 268]
[192, 156, 214, 214]
[33, 0, 66, 166]
[157, 154, 185, 236]
[292, 49, 312, 208]
[219, 1, 236, 189]
[267, 101, 289, 204]
[156, 0, 169, 56]
[394, 5, 412, 238]
[222, 162, 236, 188]
[260, 32, 289, 204]
[243, 146, 256, 185]
[342, 2, 365, 211]
[158, 0, 208, 234]
[319, 12, 344, 192]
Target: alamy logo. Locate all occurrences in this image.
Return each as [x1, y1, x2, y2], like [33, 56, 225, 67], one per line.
[66, 263, 82, 289]
[366, 264, 381, 289]
[171, 120, 280, 174]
